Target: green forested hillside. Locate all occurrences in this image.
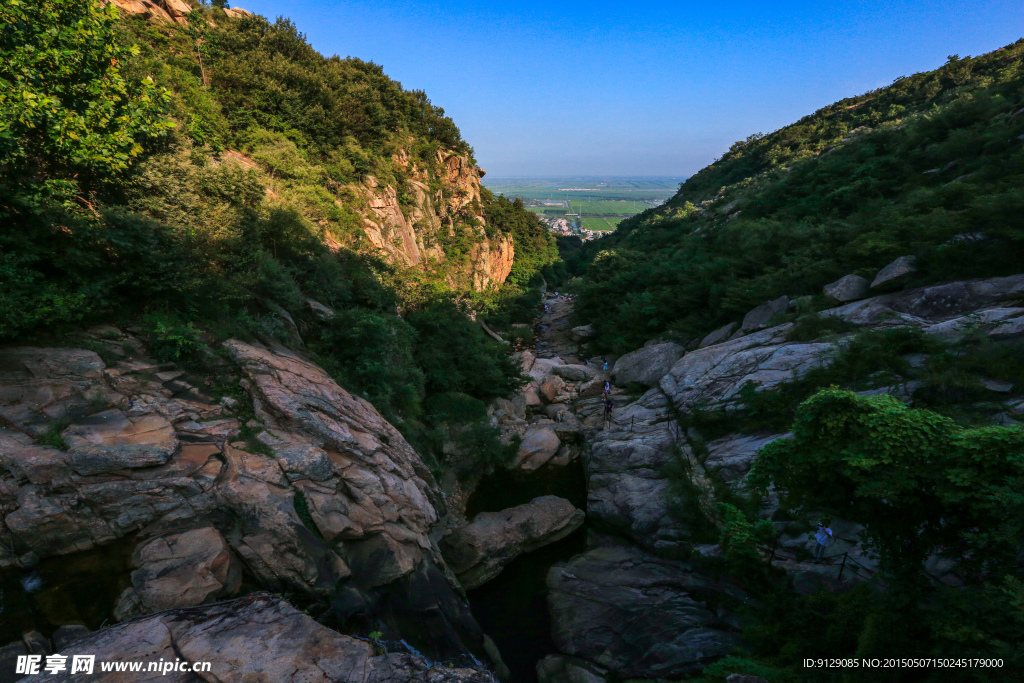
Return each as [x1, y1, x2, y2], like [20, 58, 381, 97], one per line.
[0, 0, 554, 471]
[572, 42, 1024, 352]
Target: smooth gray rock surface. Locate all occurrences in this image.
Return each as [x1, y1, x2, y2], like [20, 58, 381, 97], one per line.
[741, 296, 789, 332]
[870, 255, 918, 289]
[584, 388, 691, 552]
[703, 432, 791, 489]
[553, 364, 597, 382]
[823, 274, 869, 302]
[547, 546, 745, 680]
[660, 325, 833, 413]
[699, 322, 738, 348]
[611, 342, 685, 387]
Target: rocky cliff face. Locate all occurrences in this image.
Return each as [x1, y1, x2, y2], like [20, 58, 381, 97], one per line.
[0, 329, 489, 663]
[357, 151, 514, 292]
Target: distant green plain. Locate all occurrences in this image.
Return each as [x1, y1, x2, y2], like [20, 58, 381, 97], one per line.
[482, 177, 681, 232]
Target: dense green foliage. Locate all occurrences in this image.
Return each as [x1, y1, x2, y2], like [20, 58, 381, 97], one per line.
[0, 0, 172, 187]
[694, 390, 1024, 682]
[570, 43, 1024, 352]
[0, 0, 550, 477]
[752, 389, 1024, 583]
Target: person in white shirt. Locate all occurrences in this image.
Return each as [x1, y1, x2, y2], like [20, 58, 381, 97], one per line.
[813, 522, 833, 561]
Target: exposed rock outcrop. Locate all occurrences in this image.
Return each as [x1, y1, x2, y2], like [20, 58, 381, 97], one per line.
[699, 322, 738, 348]
[660, 325, 833, 413]
[0, 332, 488, 659]
[105, 0, 184, 24]
[610, 342, 684, 387]
[740, 295, 789, 332]
[547, 546, 746, 680]
[703, 432, 790, 490]
[870, 255, 918, 289]
[439, 495, 584, 589]
[823, 274, 869, 302]
[588, 274, 1024, 556]
[26, 594, 497, 682]
[585, 388, 695, 553]
[114, 527, 242, 619]
[357, 154, 514, 292]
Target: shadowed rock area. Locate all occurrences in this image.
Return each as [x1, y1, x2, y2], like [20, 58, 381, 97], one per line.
[21, 594, 496, 682]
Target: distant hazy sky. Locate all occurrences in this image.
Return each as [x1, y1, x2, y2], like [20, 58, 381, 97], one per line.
[232, 1, 1022, 177]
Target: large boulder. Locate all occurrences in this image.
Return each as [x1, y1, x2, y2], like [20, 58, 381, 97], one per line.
[611, 342, 685, 387]
[114, 527, 242, 619]
[539, 374, 569, 403]
[703, 432, 790, 490]
[660, 325, 834, 413]
[547, 546, 745, 680]
[823, 274, 869, 302]
[870, 255, 918, 289]
[305, 298, 336, 321]
[440, 496, 584, 589]
[740, 296, 789, 332]
[31, 594, 497, 682]
[513, 425, 561, 470]
[571, 325, 596, 343]
[0, 339, 490, 661]
[823, 274, 1024, 328]
[553, 364, 597, 382]
[106, 0, 176, 23]
[699, 322, 738, 348]
[222, 6, 253, 19]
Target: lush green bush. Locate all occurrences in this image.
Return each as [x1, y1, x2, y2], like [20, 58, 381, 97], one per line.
[750, 388, 1024, 583]
[0, 0, 173, 190]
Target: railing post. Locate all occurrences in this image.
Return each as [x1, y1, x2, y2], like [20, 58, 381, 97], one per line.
[838, 552, 848, 581]
[768, 537, 778, 565]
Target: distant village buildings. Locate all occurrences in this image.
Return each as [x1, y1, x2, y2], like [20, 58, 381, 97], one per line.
[537, 215, 599, 241]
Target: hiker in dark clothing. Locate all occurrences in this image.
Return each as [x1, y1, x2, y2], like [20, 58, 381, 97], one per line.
[604, 398, 614, 425]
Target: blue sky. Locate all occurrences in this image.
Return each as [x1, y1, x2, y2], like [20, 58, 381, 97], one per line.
[232, 1, 1023, 177]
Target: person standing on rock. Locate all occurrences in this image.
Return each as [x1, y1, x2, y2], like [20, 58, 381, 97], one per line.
[604, 397, 614, 426]
[603, 358, 609, 372]
[813, 522, 833, 561]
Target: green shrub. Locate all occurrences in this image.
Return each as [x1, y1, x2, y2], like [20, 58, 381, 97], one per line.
[145, 315, 206, 363]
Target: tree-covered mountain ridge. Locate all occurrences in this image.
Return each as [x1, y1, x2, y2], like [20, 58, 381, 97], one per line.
[573, 39, 1024, 351]
[106, 0, 525, 294]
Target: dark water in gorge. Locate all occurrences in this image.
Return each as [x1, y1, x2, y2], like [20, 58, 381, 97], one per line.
[465, 460, 588, 682]
[0, 536, 136, 645]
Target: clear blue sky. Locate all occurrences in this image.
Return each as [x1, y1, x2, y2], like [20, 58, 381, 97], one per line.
[232, 0, 1023, 177]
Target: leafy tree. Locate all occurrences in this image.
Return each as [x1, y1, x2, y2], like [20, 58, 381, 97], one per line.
[0, 0, 172, 194]
[750, 388, 1024, 586]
